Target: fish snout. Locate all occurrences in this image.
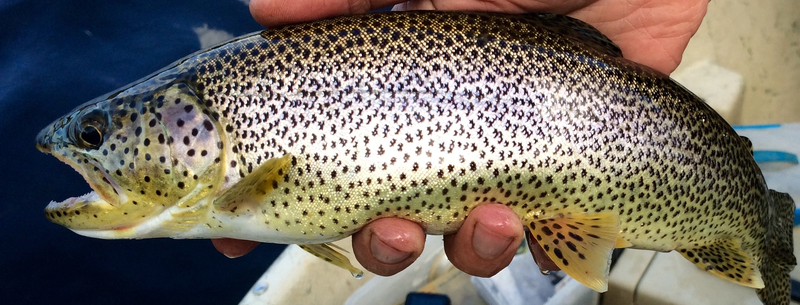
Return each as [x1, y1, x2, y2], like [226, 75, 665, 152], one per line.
[36, 115, 76, 153]
[36, 125, 55, 153]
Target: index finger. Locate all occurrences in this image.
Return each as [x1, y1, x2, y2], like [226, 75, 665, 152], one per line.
[249, 0, 402, 27]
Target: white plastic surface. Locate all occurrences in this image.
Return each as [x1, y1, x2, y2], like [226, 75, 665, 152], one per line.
[344, 237, 446, 305]
[239, 238, 373, 305]
[672, 60, 744, 123]
[544, 277, 599, 305]
[471, 253, 561, 305]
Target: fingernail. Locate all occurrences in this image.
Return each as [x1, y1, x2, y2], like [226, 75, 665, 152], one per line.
[473, 223, 514, 260]
[371, 235, 412, 264]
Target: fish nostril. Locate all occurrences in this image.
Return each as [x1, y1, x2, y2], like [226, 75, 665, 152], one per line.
[35, 127, 54, 152]
[35, 136, 50, 152]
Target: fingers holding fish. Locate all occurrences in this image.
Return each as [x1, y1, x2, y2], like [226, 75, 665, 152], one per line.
[210, 204, 528, 279]
[352, 217, 426, 276]
[443, 204, 524, 277]
[350, 204, 524, 277]
[389, 0, 593, 14]
[249, 0, 593, 28]
[569, 0, 708, 74]
[212, 238, 259, 258]
[249, 0, 401, 27]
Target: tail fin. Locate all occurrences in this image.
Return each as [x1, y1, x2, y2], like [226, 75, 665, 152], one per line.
[757, 190, 796, 305]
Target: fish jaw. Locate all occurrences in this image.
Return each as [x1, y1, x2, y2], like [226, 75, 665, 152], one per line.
[44, 191, 192, 239]
[41, 148, 163, 232]
[37, 105, 147, 231]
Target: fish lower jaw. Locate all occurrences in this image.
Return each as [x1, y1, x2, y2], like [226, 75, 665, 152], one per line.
[69, 207, 189, 240]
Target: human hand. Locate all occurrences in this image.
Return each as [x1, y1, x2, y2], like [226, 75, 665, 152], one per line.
[215, 0, 709, 276]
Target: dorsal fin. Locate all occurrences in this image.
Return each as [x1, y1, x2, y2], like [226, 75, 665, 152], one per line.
[740, 136, 754, 155]
[522, 13, 623, 57]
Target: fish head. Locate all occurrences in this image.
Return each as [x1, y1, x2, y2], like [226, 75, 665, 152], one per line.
[37, 82, 225, 237]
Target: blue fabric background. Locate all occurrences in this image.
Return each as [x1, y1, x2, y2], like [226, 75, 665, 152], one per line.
[0, 1, 288, 304]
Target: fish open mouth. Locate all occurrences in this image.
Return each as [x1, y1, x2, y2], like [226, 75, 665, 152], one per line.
[49, 152, 124, 208]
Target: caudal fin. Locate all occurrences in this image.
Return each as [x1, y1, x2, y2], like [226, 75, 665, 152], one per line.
[757, 190, 796, 305]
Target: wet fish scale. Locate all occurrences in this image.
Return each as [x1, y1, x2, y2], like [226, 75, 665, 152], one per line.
[201, 12, 749, 246]
[36, 11, 794, 304]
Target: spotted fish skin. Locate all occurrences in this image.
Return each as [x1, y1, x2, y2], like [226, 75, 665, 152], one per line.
[36, 11, 794, 304]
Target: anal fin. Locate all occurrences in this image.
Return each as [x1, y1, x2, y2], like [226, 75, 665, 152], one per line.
[214, 154, 293, 212]
[524, 211, 620, 292]
[299, 243, 364, 278]
[677, 239, 764, 289]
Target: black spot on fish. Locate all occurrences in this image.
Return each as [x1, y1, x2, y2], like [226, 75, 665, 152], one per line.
[568, 232, 583, 241]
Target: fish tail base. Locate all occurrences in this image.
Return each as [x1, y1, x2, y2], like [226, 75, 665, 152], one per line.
[757, 190, 796, 305]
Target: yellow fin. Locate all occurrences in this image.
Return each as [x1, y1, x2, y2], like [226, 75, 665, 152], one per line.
[678, 239, 764, 289]
[299, 243, 364, 278]
[159, 181, 219, 235]
[615, 237, 633, 248]
[524, 212, 619, 292]
[214, 154, 293, 212]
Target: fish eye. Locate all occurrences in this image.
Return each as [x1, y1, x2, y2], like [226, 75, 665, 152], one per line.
[73, 110, 107, 149]
[79, 124, 103, 148]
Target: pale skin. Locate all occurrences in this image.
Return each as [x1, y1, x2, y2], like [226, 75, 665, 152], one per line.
[213, 0, 708, 277]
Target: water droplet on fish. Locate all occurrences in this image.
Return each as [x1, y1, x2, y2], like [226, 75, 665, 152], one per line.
[540, 269, 550, 276]
[252, 283, 268, 295]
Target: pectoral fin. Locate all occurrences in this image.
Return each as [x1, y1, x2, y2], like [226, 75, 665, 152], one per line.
[678, 239, 764, 289]
[524, 212, 620, 292]
[299, 243, 364, 278]
[214, 154, 293, 212]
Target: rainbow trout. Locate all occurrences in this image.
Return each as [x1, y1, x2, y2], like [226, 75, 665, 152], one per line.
[35, 11, 795, 304]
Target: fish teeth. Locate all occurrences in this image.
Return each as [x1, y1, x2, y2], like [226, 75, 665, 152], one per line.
[47, 191, 99, 209]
